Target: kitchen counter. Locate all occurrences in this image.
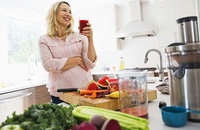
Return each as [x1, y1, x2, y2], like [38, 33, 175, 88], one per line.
[91, 70, 155, 76]
[1, 76, 199, 129]
[0, 79, 47, 94]
[91, 69, 168, 81]
[59, 81, 200, 130]
[147, 84, 200, 130]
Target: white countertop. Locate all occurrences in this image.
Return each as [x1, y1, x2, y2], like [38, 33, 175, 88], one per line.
[59, 81, 200, 130]
[91, 70, 155, 75]
[0, 79, 47, 94]
[147, 84, 200, 130]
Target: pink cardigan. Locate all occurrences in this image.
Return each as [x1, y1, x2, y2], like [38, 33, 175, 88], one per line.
[39, 32, 97, 97]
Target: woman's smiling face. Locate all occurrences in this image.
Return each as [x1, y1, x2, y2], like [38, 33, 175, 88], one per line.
[56, 3, 72, 29]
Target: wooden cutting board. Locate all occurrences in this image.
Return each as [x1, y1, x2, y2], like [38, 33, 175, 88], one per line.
[59, 89, 157, 110]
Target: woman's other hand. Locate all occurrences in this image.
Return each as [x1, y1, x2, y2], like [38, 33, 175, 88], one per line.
[77, 57, 89, 71]
[61, 57, 88, 71]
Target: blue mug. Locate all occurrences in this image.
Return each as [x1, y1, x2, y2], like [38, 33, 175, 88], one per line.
[161, 106, 200, 127]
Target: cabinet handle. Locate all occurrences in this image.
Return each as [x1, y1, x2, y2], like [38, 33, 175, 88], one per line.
[0, 92, 32, 104]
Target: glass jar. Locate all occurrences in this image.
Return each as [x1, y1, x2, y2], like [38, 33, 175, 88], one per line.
[116, 71, 148, 119]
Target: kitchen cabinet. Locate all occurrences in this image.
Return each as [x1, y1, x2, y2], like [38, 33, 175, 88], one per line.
[156, 0, 196, 47]
[0, 81, 50, 123]
[0, 88, 36, 123]
[73, 5, 119, 52]
[35, 85, 51, 104]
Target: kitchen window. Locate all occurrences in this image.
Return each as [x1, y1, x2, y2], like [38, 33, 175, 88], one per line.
[0, 11, 46, 86]
[6, 17, 40, 64]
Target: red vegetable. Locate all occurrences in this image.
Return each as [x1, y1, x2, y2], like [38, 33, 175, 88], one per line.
[72, 121, 97, 130]
[78, 121, 88, 129]
[96, 91, 110, 98]
[79, 123, 97, 130]
[101, 119, 121, 130]
[89, 115, 107, 130]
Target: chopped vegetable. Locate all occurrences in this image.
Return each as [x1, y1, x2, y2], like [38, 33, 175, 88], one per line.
[72, 121, 97, 130]
[101, 119, 121, 130]
[89, 115, 107, 130]
[90, 92, 97, 99]
[84, 94, 89, 98]
[77, 89, 108, 95]
[79, 123, 97, 130]
[96, 91, 109, 98]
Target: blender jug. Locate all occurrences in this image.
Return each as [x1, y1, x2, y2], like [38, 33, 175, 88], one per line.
[116, 71, 148, 119]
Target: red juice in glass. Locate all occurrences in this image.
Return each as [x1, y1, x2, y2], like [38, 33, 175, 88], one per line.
[79, 20, 88, 33]
[121, 107, 149, 119]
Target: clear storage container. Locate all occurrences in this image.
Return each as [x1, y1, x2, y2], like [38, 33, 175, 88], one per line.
[116, 70, 148, 119]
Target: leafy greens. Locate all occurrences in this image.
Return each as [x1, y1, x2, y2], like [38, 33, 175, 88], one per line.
[0, 103, 78, 130]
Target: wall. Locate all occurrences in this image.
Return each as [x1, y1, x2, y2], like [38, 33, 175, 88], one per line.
[93, 1, 166, 72]
[95, 0, 198, 71]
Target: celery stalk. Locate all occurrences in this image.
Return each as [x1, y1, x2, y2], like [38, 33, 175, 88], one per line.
[72, 106, 149, 130]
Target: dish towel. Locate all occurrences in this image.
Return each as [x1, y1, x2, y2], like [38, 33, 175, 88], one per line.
[156, 77, 169, 94]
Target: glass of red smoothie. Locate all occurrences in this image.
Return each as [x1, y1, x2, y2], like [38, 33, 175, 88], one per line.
[79, 16, 89, 33]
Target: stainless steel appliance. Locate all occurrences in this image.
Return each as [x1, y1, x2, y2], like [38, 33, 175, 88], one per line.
[177, 16, 199, 43]
[0, 88, 36, 123]
[165, 16, 200, 122]
[165, 43, 200, 122]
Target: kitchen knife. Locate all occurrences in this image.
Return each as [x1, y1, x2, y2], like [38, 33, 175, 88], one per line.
[57, 88, 78, 92]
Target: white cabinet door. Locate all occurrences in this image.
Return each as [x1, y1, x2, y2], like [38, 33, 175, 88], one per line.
[156, 0, 176, 47]
[98, 5, 118, 52]
[156, 0, 196, 47]
[0, 88, 36, 123]
[174, 0, 196, 19]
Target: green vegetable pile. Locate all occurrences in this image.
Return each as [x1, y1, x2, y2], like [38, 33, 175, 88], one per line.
[0, 103, 78, 130]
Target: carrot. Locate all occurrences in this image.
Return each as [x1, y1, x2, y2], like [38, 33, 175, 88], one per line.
[77, 89, 108, 95]
[90, 92, 97, 99]
[84, 94, 89, 98]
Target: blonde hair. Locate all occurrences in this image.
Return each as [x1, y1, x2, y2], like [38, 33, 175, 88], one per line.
[46, 1, 74, 37]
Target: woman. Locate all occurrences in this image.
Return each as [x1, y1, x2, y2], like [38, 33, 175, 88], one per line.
[39, 1, 97, 104]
